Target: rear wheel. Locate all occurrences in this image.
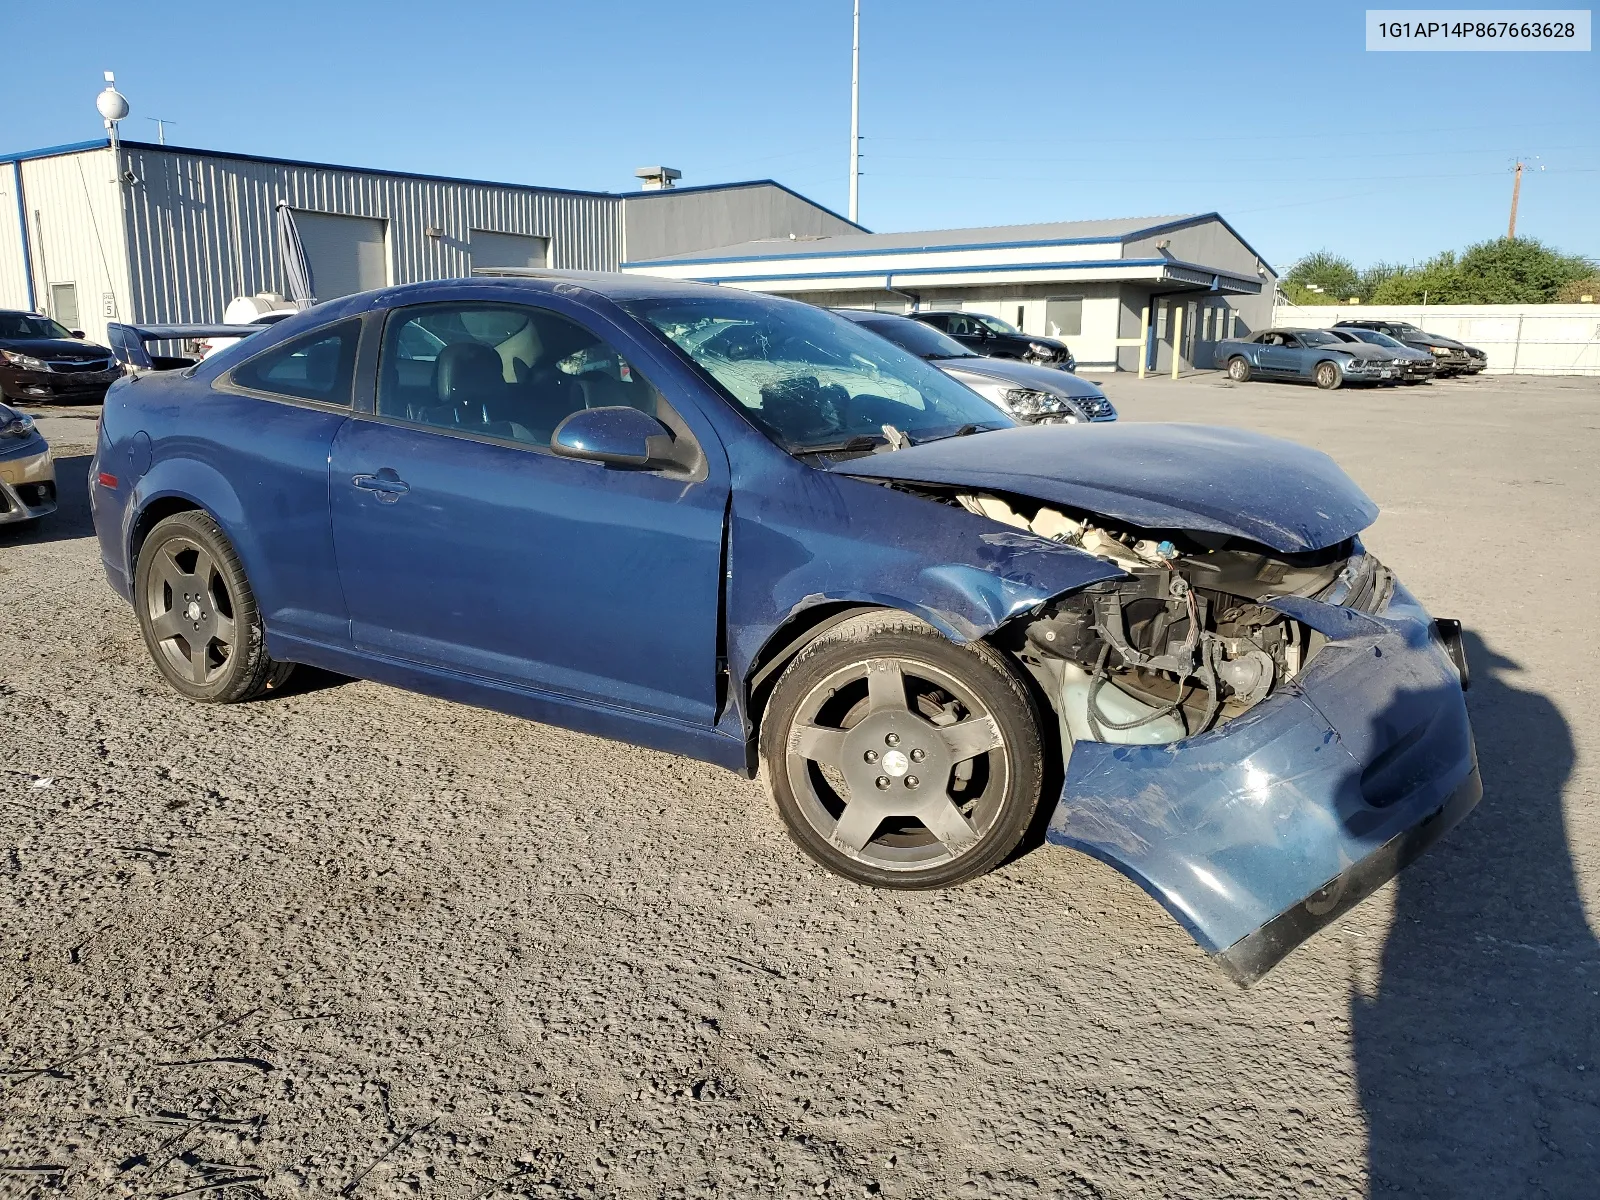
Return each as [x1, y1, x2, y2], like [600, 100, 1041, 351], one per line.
[1315, 361, 1343, 390]
[760, 611, 1044, 889]
[133, 511, 295, 703]
[1227, 356, 1252, 383]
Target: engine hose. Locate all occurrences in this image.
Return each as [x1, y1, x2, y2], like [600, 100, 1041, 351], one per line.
[1085, 635, 1225, 742]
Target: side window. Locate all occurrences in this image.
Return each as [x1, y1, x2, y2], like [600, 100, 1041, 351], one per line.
[376, 303, 660, 448]
[231, 319, 360, 405]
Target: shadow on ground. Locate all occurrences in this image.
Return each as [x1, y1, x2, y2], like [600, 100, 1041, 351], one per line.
[1354, 630, 1599, 1196]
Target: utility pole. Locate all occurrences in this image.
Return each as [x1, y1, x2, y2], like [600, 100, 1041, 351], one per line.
[849, 0, 860, 225]
[1508, 159, 1523, 239]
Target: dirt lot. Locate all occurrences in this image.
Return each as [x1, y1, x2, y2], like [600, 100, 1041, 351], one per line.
[3, 373, 1597, 1199]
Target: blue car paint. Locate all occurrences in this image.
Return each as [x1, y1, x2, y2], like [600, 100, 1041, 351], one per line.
[89, 272, 1478, 981]
[827, 421, 1379, 554]
[1050, 584, 1478, 981]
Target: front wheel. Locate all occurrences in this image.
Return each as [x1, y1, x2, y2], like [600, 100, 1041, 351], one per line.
[760, 611, 1044, 889]
[133, 510, 295, 703]
[1227, 356, 1252, 383]
[1315, 361, 1343, 390]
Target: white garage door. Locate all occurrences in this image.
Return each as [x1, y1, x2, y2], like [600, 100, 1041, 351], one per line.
[470, 230, 549, 272]
[294, 211, 389, 300]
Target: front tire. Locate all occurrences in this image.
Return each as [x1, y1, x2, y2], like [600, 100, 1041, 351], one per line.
[133, 510, 295, 703]
[760, 611, 1044, 889]
[1227, 356, 1252, 383]
[1315, 361, 1344, 390]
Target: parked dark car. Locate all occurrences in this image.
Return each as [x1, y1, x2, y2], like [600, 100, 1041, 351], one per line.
[834, 310, 1114, 423]
[1215, 328, 1406, 389]
[0, 399, 57, 527]
[1333, 320, 1485, 376]
[906, 310, 1075, 370]
[0, 310, 121, 404]
[1330, 327, 1437, 384]
[90, 272, 1479, 984]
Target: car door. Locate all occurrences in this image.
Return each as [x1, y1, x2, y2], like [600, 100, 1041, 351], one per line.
[1253, 333, 1298, 376]
[328, 298, 729, 728]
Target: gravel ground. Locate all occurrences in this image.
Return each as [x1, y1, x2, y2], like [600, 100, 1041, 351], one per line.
[2, 374, 1597, 1199]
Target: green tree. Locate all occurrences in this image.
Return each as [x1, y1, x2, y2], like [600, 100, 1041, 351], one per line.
[1556, 275, 1600, 303]
[1369, 238, 1594, 304]
[1283, 250, 1360, 305]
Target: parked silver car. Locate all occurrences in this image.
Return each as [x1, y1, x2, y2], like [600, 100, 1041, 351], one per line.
[835, 310, 1115, 423]
[1214, 329, 1406, 390]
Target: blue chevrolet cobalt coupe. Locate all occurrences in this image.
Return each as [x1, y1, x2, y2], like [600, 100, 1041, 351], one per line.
[90, 273, 1479, 984]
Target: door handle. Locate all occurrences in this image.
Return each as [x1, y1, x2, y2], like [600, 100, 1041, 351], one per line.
[352, 468, 409, 503]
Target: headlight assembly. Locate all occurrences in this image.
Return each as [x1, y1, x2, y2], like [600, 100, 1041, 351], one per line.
[1002, 388, 1048, 416]
[0, 349, 50, 372]
[1430, 345, 1452, 356]
[1, 413, 37, 439]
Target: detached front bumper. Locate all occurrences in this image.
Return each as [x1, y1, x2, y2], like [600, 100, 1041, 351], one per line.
[1046, 582, 1479, 985]
[0, 442, 58, 524]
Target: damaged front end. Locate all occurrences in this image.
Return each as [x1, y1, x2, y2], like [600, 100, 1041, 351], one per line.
[960, 490, 1480, 984]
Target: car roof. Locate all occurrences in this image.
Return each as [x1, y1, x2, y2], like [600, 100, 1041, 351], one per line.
[445, 269, 743, 305]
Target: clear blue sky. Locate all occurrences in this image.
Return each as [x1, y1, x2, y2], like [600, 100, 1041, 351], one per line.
[3, 0, 1594, 272]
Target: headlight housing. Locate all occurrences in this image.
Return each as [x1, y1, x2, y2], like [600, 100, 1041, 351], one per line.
[0, 349, 50, 372]
[1, 412, 37, 439]
[1429, 345, 1452, 356]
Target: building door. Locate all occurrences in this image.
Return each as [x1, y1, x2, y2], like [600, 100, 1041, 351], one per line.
[294, 211, 389, 300]
[50, 282, 79, 329]
[469, 230, 550, 273]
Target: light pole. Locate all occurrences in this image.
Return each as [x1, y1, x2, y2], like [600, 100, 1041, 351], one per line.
[1508, 160, 1523, 239]
[849, 0, 860, 224]
[96, 71, 129, 183]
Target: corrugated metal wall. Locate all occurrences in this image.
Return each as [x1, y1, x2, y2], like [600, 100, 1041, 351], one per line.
[9, 150, 132, 342]
[121, 146, 623, 330]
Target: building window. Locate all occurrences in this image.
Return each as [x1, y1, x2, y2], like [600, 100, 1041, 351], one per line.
[1016, 305, 1026, 331]
[1155, 301, 1168, 338]
[1045, 296, 1083, 338]
[49, 282, 79, 330]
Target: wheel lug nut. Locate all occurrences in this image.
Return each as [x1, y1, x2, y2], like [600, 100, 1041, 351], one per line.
[864, 750, 879, 764]
[905, 776, 920, 789]
[910, 748, 925, 762]
[885, 733, 900, 746]
[875, 776, 891, 790]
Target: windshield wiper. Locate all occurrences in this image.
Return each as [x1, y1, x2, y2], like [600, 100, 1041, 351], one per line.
[791, 434, 884, 458]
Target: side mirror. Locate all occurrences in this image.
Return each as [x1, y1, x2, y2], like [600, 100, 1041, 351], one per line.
[71, 329, 86, 338]
[551, 405, 672, 467]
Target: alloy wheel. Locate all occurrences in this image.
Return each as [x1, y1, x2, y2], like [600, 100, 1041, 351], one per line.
[784, 656, 1011, 872]
[143, 535, 238, 685]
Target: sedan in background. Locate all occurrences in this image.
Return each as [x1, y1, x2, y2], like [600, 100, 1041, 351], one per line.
[834, 309, 1115, 423]
[0, 310, 121, 405]
[0, 400, 56, 527]
[1215, 329, 1405, 389]
[1331, 327, 1437, 384]
[1333, 320, 1484, 376]
[906, 310, 1075, 370]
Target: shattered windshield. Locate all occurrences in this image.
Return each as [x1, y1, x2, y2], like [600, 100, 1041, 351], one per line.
[621, 293, 1014, 453]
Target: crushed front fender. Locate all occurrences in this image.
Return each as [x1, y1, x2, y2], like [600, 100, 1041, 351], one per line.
[1046, 582, 1480, 985]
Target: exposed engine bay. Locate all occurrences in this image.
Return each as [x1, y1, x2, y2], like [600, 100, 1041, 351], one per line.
[947, 492, 1394, 750]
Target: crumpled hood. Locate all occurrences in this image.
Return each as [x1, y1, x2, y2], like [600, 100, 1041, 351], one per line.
[825, 422, 1378, 553]
[938, 356, 1106, 399]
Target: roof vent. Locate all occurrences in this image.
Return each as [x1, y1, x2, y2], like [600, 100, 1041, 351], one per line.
[634, 166, 682, 191]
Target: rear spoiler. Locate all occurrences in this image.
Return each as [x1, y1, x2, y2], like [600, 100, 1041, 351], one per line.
[107, 322, 264, 372]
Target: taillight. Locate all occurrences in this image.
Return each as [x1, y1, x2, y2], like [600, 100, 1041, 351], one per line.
[97, 472, 118, 488]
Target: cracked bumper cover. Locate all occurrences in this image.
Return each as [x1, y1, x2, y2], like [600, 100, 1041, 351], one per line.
[1046, 582, 1479, 985]
[0, 443, 56, 524]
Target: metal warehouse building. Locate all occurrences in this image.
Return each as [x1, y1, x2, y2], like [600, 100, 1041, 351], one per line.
[0, 138, 861, 346]
[624, 214, 1280, 374]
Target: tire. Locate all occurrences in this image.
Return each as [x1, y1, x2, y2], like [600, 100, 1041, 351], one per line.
[1227, 356, 1252, 383]
[133, 510, 295, 703]
[1315, 361, 1343, 390]
[759, 611, 1044, 890]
